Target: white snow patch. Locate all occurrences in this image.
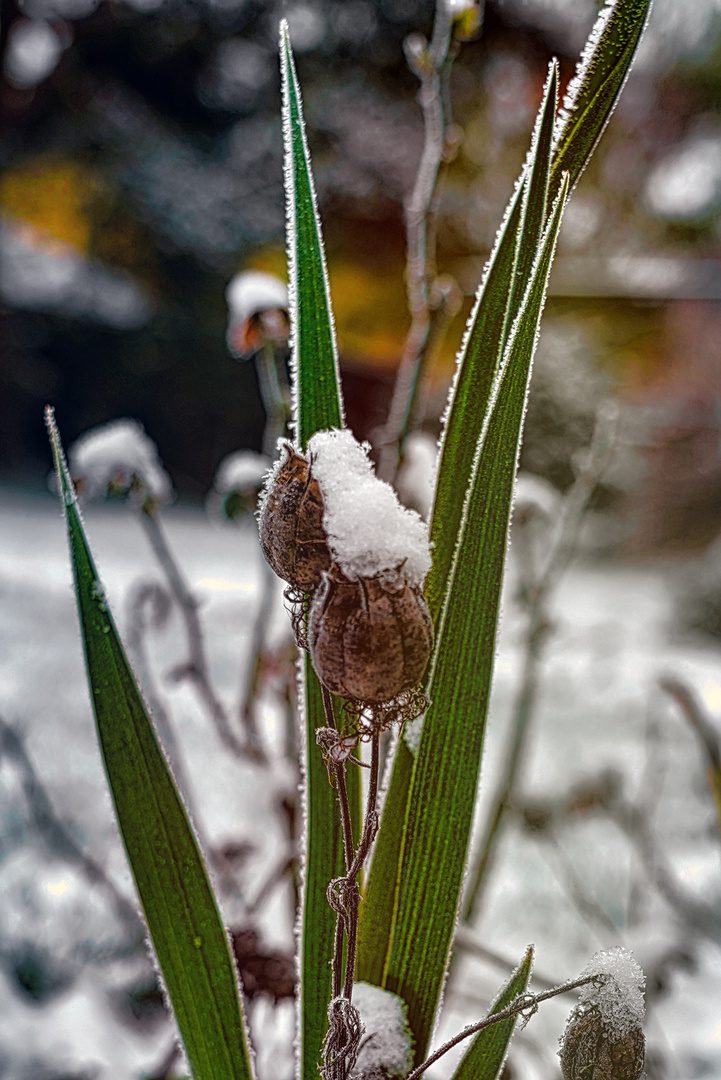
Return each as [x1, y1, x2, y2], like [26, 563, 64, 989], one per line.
[353, 982, 414, 1078]
[396, 431, 437, 521]
[576, 946, 645, 1039]
[307, 429, 431, 587]
[69, 419, 172, 504]
[225, 271, 288, 323]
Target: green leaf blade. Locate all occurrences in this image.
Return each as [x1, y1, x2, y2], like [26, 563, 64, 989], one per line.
[383, 176, 570, 1063]
[550, 0, 652, 195]
[281, 22, 344, 448]
[427, 61, 557, 626]
[46, 410, 254, 1080]
[452, 948, 533, 1080]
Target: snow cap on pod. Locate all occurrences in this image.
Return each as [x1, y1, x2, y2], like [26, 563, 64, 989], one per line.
[210, 450, 270, 520]
[307, 428, 431, 588]
[560, 947, 645, 1080]
[352, 982, 414, 1079]
[69, 418, 172, 505]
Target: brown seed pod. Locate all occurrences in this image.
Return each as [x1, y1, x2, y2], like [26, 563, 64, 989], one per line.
[560, 1006, 645, 1080]
[258, 444, 331, 593]
[308, 565, 433, 704]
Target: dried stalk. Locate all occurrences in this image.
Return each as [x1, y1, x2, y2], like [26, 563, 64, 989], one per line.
[376, 0, 465, 482]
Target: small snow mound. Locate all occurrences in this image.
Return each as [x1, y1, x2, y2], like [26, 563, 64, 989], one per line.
[225, 270, 288, 323]
[213, 450, 271, 495]
[69, 419, 171, 504]
[352, 982, 414, 1078]
[577, 946, 645, 1040]
[308, 429, 431, 587]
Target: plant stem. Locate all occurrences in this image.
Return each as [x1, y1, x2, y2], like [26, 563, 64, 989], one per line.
[376, 0, 462, 482]
[404, 974, 608, 1080]
[138, 503, 255, 759]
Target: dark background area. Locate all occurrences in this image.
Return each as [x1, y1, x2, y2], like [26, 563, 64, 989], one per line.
[2, 0, 721, 551]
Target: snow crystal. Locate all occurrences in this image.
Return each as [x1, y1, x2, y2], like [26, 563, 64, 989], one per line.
[225, 271, 288, 324]
[212, 450, 270, 495]
[69, 419, 172, 504]
[352, 982, 414, 1079]
[307, 429, 431, 587]
[576, 946, 645, 1040]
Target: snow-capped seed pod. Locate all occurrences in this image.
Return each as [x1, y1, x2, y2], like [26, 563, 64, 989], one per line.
[560, 1007, 645, 1080]
[257, 443, 331, 592]
[560, 947, 646, 1080]
[308, 565, 433, 704]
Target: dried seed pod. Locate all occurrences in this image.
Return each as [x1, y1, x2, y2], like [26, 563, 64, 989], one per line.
[560, 1006, 645, 1080]
[258, 444, 331, 592]
[308, 565, 433, 704]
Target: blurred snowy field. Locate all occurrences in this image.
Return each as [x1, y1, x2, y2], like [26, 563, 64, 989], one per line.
[0, 484, 720, 1079]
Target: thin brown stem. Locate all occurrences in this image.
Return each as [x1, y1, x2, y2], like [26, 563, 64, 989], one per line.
[404, 974, 609, 1080]
[376, 0, 459, 482]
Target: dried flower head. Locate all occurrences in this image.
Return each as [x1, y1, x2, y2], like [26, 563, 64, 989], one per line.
[560, 948, 645, 1080]
[257, 443, 331, 592]
[308, 564, 433, 704]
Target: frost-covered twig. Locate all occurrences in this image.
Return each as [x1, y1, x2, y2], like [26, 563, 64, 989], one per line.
[138, 503, 256, 760]
[463, 402, 618, 922]
[376, 0, 466, 482]
[404, 973, 610, 1080]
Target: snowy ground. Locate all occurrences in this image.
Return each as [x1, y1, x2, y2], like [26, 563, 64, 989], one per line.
[0, 484, 719, 1079]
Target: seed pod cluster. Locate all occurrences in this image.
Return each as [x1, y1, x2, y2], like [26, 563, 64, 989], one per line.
[308, 566, 433, 704]
[258, 437, 433, 707]
[258, 444, 331, 594]
[560, 1006, 645, 1080]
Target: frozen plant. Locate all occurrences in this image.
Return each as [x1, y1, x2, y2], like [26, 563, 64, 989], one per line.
[352, 983, 414, 1079]
[69, 417, 171, 507]
[44, 4, 654, 1080]
[209, 449, 271, 520]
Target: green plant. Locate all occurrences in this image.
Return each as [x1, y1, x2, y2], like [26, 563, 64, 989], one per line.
[45, 2, 653, 1077]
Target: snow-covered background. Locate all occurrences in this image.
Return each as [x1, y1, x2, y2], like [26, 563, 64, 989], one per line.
[0, 481, 720, 1079]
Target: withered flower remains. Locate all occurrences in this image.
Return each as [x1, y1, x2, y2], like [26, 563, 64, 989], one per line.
[309, 566, 433, 703]
[257, 443, 331, 593]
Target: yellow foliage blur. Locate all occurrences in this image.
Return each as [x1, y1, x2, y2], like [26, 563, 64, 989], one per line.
[0, 156, 100, 253]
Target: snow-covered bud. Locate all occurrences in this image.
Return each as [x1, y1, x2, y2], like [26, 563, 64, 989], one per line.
[225, 270, 289, 359]
[210, 450, 270, 520]
[560, 948, 645, 1080]
[69, 419, 171, 508]
[309, 565, 432, 704]
[257, 443, 331, 593]
[352, 982, 414, 1079]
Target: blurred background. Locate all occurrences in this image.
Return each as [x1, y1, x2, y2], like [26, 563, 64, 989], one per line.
[1, 0, 721, 553]
[3, 2, 721, 1079]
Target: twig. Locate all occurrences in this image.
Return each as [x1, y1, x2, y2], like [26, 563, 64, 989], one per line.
[256, 337, 291, 457]
[376, 0, 463, 482]
[404, 973, 609, 1080]
[463, 402, 619, 922]
[237, 555, 275, 763]
[138, 502, 255, 760]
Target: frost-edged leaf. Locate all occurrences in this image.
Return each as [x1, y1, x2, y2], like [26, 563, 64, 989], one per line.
[452, 948, 533, 1080]
[280, 20, 344, 448]
[426, 61, 557, 624]
[46, 409, 254, 1080]
[280, 28, 360, 1077]
[551, 0, 652, 196]
[383, 176, 570, 1064]
[356, 68, 558, 995]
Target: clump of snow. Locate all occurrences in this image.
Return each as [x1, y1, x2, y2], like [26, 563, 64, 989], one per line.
[352, 982, 414, 1078]
[307, 429, 431, 587]
[225, 271, 288, 324]
[576, 946, 645, 1039]
[69, 419, 171, 504]
[395, 432, 437, 521]
[213, 451, 270, 495]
